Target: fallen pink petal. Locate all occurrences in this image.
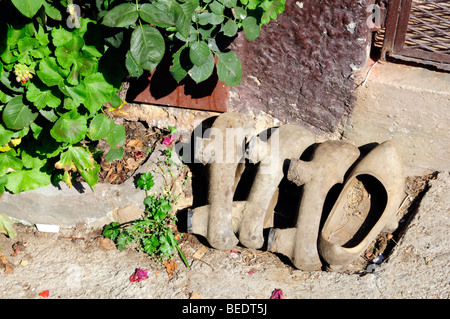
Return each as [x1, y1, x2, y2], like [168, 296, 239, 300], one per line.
[134, 151, 145, 159]
[270, 288, 284, 299]
[129, 268, 149, 282]
[162, 136, 174, 146]
[248, 269, 255, 275]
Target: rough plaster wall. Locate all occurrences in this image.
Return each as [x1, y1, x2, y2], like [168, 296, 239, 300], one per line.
[230, 0, 372, 134]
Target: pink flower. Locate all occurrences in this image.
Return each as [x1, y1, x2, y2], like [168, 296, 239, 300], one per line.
[129, 268, 149, 282]
[162, 135, 174, 146]
[270, 289, 284, 299]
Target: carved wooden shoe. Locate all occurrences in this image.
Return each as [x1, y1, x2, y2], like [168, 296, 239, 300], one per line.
[268, 140, 360, 271]
[238, 124, 315, 249]
[192, 112, 255, 250]
[318, 141, 405, 271]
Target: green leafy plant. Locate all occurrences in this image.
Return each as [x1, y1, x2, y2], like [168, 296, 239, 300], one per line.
[100, 0, 286, 86]
[1, 0, 286, 196]
[0, 1, 126, 195]
[0, 213, 17, 238]
[103, 171, 189, 267]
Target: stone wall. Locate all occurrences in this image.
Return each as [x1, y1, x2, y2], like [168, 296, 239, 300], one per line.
[230, 0, 372, 134]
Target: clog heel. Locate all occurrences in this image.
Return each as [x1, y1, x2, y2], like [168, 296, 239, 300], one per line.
[318, 141, 405, 271]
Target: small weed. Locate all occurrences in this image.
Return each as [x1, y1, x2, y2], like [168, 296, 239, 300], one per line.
[102, 130, 189, 268]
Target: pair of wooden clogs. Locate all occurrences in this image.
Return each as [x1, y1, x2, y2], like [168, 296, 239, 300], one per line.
[188, 112, 405, 271]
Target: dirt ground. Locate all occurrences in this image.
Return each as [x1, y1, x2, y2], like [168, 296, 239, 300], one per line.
[0, 110, 448, 300]
[0, 170, 446, 300]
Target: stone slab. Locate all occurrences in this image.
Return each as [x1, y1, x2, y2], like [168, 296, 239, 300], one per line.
[0, 144, 180, 228]
[343, 61, 450, 176]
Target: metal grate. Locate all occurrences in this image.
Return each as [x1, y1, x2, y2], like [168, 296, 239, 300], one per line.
[405, 0, 450, 52]
[381, 0, 450, 71]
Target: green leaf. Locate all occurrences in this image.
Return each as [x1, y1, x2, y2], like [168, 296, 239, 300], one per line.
[39, 108, 58, 122]
[26, 82, 61, 109]
[210, 1, 224, 15]
[0, 152, 23, 176]
[59, 83, 86, 107]
[2, 96, 38, 130]
[35, 25, 49, 46]
[223, 19, 238, 37]
[222, 0, 237, 8]
[117, 232, 129, 250]
[79, 161, 100, 190]
[125, 50, 144, 78]
[177, 0, 197, 38]
[51, 27, 73, 47]
[261, 0, 286, 25]
[89, 114, 113, 141]
[142, 235, 159, 255]
[0, 125, 14, 147]
[83, 73, 115, 114]
[54, 35, 84, 70]
[139, 0, 183, 28]
[189, 41, 211, 67]
[197, 12, 224, 25]
[106, 124, 126, 149]
[0, 175, 6, 197]
[50, 112, 87, 144]
[159, 235, 174, 256]
[108, 94, 123, 108]
[170, 45, 192, 82]
[130, 25, 165, 72]
[216, 50, 242, 86]
[242, 16, 260, 41]
[37, 57, 65, 87]
[103, 222, 120, 241]
[137, 172, 154, 191]
[18, 37, 40, 53]
[0, 214, 16, 238]
[188, 52, 214, 83]
[30, 122, 43, 139]
[56, 146, 95, 172]
[11, 0, 44, 18]
[102, 3, 139, 27]
[42, 0, 62, 20]
[21, 150, 47, 169]
[234, 7, 247, 20]
[5, 168, 51, 194]
[105, 147, 124, 162]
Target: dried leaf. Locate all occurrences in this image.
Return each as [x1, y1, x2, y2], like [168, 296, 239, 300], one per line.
[163, 259, 177, 280]
[125, 157, 140, 170]
[100, 163, 111, 171]
[108, 173, 119, 183]
[189, 291, 202, 299]
[0, 255, 14, 274]
[99, 237, 116, 250]
[116, 162, 123, 174]
[126, 138, 143, 151]
[107, 102, 129, 117]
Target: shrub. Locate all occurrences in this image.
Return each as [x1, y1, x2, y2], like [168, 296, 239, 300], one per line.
[0, 0, 285, 195]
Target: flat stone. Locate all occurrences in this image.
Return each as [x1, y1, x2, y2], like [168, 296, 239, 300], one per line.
[343, 61, 450, 176]
[112, 204, 144, 224]
[0, 144, 183, 228]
